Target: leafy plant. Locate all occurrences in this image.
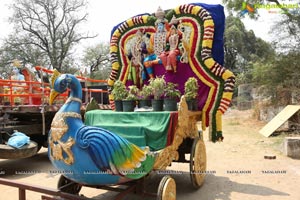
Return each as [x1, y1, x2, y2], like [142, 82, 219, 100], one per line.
[125, 85, 139, 100]
[148, 76, 166, 100]
[139, 85, 152, 100]
[184, 77, 199, 100]
[111, 80, 128, 100]
[125, 93, 137, 100]
[164, 82, 181, 99]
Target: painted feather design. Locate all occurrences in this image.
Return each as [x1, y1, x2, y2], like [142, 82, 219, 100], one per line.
[76, 126, 150, 175]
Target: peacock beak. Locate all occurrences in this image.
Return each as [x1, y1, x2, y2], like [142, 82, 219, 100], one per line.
[49, 89, 60, 105]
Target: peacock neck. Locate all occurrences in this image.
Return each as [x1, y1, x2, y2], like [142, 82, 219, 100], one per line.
[60, 75, 82, 114]
[69, 75, 82, 100]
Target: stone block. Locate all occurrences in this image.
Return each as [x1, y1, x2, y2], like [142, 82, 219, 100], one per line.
[284, 137, 300, 159]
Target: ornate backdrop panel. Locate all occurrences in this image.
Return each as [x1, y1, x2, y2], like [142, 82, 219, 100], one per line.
[107, 3, 235, 142]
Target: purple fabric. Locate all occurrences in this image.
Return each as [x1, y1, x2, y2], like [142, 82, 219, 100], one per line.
[120, 3, 226, 110]
[126, 62, 210, 110]
[151, 63, 210, 110]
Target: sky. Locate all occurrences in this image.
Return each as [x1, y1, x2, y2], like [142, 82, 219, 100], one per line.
[0, 0, 276, 41]
[0, 0, 283, 60]
[81, 0, 277, 45]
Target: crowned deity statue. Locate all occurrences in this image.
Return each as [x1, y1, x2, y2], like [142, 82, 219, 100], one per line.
[143, 7, 170, 79]
[143, 9, 184, 77]
[159, 15, 181, 73]
[127, 30, 148, 88]
[10, 60, 26, 105]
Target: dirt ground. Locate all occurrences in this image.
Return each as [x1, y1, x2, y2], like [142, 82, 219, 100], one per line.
[1, 109, 300, 200]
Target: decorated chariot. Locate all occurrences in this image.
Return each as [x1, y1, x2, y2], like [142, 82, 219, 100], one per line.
[47, 3, 235, 200]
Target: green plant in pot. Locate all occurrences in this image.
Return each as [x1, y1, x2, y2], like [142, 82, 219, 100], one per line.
[148, 76, 166, 111]
[164, 82, 181, 111]
[111, 80, 128, 111]
[184, 77, 199, 111]
[138, 85, 152, 108]
[122, 85, 138, 112]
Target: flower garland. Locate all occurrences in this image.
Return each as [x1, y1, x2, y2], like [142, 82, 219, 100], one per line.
[108, 4, 235, 142]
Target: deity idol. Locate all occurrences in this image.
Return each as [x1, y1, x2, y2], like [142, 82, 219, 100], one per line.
[10, 60, 26, 105]
[143, 7, 169, 79]
[128, 30, 148, 87]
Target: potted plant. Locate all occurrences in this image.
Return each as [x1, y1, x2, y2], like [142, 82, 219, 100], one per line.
[138, 85, 152, 108]
[148, 76, 166, 111]
[164, 82, 181, 111]
[111, 80, 128, 111]
[122, 85, 138, 112]
[184, 77, 199, 111]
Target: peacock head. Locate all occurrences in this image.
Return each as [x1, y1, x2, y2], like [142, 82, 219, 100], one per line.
[49, 69, 72, 105]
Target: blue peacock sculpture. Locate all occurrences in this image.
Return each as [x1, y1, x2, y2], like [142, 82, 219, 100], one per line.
[48, 70, 155, 185]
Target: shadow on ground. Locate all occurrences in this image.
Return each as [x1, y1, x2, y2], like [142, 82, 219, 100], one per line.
[0, 148, 54, 179]
[88, 170, 289, 200]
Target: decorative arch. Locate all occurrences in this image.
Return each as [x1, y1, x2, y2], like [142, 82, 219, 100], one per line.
[107, 3, 235, 142]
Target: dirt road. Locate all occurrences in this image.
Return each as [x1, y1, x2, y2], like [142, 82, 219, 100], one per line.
[1, 109, 300, 200]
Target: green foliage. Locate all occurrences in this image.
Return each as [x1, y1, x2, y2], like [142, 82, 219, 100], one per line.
[148, 76, 166, 100]
[184, 77, 199, 100]
[147, 16, 157, 25]
[164, 82, 181, 99]
[125, 85, 139, 100]
[139, 85, 152, 100]
[125, 93, 137, 101]
[224, 15, 275, 99]
[224, 0, 300, 105]
[223, 0, 300, 51]
[223, 0, 265, 19]
[224, 15, 275, 76]
[111, 80, 128, 100]
[0, 35, 48, 78]
[81, 42, 111, 84]
[252, 51, 300, 104]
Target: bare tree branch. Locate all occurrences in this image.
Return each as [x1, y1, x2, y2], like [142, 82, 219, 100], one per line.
[9, 0, 97, 71]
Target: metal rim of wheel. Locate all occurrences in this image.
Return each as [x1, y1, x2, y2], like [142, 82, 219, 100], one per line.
[157, 175, 176, 200]
[189, 137, 207, 189]
[57, 175, 82, 195]
[0, 141, 38, 159]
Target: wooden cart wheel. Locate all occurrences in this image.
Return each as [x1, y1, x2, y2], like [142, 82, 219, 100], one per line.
[57, 175, 82, 195]
[190, 137, 207, 188]
[157, 175, 176, 200]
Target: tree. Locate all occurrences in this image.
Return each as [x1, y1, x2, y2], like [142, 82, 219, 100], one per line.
[223, 0, 300, 105]
[251, 51, 300, 105]
[81, 42, 111, 83]
[222, 0, 300, 51]
[224, 15, 275, 76]
[0, 34, 48, 79]
[271, 14, 300, 52]
[9, 0, 96, 72]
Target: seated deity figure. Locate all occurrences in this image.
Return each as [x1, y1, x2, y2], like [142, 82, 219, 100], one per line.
[159, 16, 181, 73]
[143, 7, 169, 79]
